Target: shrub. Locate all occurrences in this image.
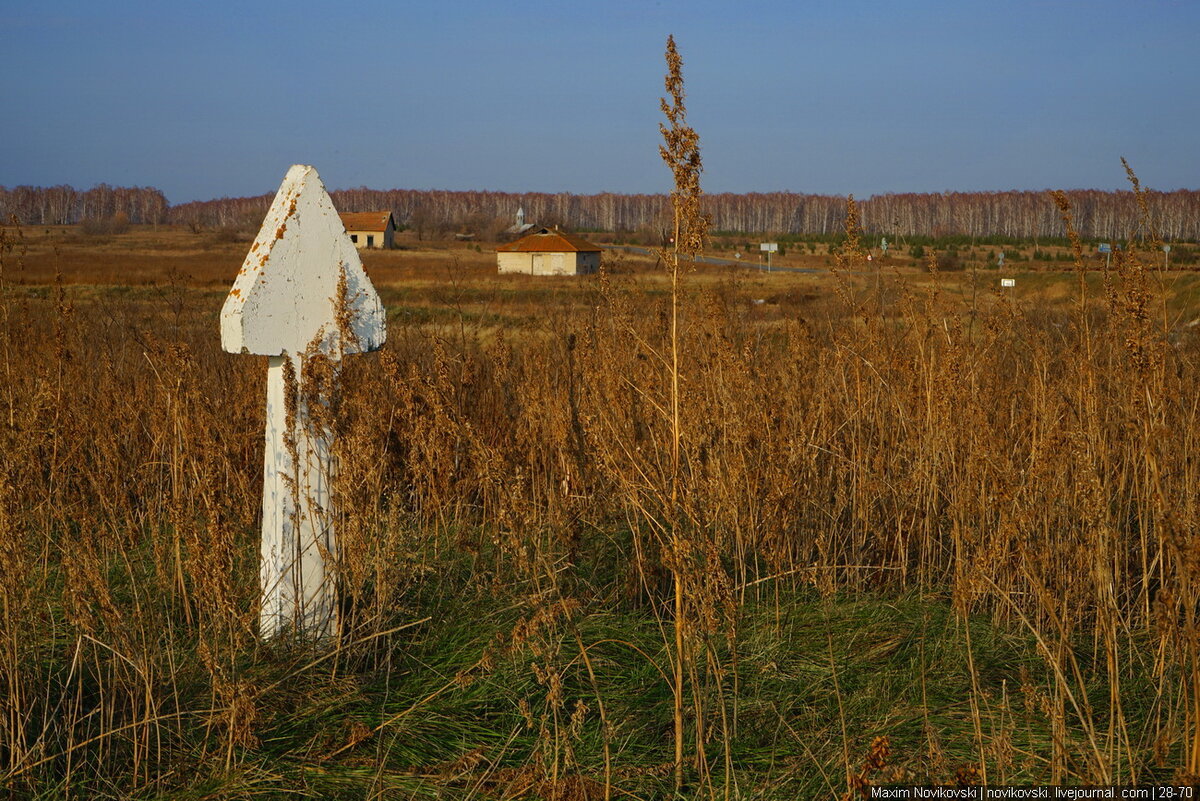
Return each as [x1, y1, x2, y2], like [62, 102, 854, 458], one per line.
[936, 250, 964, 271]
[80, 212, 130, 236]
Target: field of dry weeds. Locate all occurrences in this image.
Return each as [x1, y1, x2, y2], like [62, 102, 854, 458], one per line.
[3, 219, 1200, 798]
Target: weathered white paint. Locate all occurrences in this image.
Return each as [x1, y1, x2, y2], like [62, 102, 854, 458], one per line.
[257, 352, 337, 638]
[222, 165, 385, 356]
[220, 165, 386, 640]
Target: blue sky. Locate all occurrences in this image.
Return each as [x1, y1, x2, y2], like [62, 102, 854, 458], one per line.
[2, 0, 1196, 204]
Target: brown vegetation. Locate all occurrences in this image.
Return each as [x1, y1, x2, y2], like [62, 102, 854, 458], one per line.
[4, 160, 1200, 794]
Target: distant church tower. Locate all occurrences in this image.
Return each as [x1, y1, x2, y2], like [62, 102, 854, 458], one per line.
[505, 206, 534, 237]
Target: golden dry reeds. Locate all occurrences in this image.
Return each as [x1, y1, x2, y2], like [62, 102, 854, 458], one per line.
[4, 163, 1200, 795]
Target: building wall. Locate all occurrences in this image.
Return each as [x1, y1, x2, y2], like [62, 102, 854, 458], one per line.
[498, 252, 534, 274]
[531, 252, 566, 275]
[346, 228, 393, 249]
[497, 251, 601, 275]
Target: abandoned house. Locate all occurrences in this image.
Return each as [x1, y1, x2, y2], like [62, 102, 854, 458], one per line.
[496, 227, 602, 275]
[338, 211, 397, 249]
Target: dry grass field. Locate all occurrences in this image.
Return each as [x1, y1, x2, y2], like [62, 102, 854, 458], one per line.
[4, 216, 1200, 799]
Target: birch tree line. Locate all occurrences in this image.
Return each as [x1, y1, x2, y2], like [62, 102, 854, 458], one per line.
[171, 187, 1200, 240]
[4, 183, 1200, 240]
[0, 185, 168, 226]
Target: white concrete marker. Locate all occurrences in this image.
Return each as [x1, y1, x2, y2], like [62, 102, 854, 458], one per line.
[221, 165, 386, 639]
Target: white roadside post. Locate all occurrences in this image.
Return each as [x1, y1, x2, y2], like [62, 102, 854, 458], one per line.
[220, 165, 386, 639]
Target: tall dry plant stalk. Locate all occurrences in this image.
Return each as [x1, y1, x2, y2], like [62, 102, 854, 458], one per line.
[659, 33, 710, 792]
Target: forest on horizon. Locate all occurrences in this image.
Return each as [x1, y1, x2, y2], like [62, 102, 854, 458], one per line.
[4, 181, 1200, 241]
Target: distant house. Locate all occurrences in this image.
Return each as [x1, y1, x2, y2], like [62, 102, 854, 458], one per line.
[496, 227, 602, 276]
[339, 211, 397, 249]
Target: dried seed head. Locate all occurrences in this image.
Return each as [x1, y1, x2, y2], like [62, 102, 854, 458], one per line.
[659, 35, 710, 259]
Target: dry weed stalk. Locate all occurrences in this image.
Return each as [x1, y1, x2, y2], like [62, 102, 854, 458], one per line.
[658, 33, 715, 792]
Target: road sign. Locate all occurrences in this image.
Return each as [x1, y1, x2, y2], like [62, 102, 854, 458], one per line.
[1098, 243, 1112, 253]
[760, 243, 778, 272]
[1001, 278, 1015, 288]
[221, 164, 386, 639]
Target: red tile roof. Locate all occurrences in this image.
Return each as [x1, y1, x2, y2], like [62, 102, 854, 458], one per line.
[496, 229, 601, 253]
[339, 211, 394, 233]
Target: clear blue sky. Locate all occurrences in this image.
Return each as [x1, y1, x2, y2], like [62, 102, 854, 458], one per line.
[2, 0, 1196, 205]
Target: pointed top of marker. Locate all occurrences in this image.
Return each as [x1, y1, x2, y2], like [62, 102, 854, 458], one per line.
[220, 165, 386, 357]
